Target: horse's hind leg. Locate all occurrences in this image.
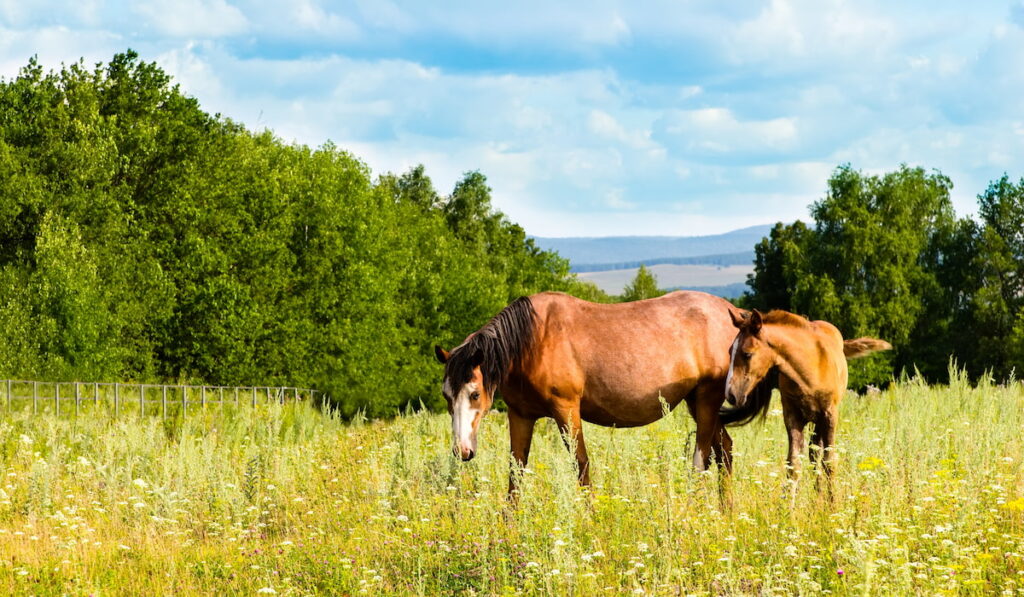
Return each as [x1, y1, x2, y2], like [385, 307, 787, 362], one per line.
[690, 384, 725, 473]
[552, 406, 591, 487]
[714, 426, 733, 473]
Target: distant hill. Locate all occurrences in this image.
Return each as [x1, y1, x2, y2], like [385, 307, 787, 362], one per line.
[533, 224, 773, 266]
[570, 251, 754, 273]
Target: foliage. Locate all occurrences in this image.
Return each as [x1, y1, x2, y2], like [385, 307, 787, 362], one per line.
[619, 264, 665, 302]
[742, 164, 1024, 386]
[0, 51, 584, 417]
[0, 377, 1022, 594]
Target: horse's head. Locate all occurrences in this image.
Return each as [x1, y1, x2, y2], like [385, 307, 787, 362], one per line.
[726, 309, 775, 407]
[434, 344, 494, 461]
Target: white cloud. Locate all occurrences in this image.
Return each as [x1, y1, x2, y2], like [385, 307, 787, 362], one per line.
[135, 0, 248, 38]
[656, 108, 799, 161]
[2, 1, 1023, 237]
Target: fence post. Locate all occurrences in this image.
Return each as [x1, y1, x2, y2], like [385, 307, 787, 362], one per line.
[75, 382, 80, 417]
[251, 387, 256, 407]
[32, 381, 37, 415]
[94, 383, 99, 407]
[201, 386, 206, 408]
[139, 385, 144, 419]
[182, 386, 187, 417]
[55, 383, 60, 416]
[6, 379, 11, 412]
[219, 387, 224, 407]
[266, 387, 271, 404]
[114, 383, 119, 418]
[161, 386, 167, 419]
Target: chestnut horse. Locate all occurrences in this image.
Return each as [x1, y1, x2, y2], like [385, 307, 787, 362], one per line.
[721, 309, 891, 485]
[434, 291, 772, 496]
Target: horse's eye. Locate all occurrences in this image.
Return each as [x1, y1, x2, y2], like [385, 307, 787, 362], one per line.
[743, 352, 753, 360]
[470, 391, 480, 401]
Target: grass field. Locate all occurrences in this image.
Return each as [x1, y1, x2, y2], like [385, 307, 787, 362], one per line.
[1, 371, 1022, 595]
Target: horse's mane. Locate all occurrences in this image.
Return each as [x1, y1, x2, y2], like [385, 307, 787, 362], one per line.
[445, 296, 537, 396]
[762, 310, 811, 328]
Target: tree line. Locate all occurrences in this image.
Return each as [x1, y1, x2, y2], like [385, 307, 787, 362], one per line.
[3, 52, 1019, 416]
[0, 51, 613, 417]
[740, 165, 1024, 387]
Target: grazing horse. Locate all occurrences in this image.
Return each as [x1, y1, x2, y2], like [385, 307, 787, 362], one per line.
[721, 309, 891, 486]
[434, 291, 772, 497]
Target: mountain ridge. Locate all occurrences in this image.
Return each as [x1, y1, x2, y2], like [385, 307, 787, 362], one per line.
[533, 224, 774, 265]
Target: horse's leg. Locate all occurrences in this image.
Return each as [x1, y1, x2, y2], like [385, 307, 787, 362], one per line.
[714, 427, 734, 472]
[507, 409, 536, 500]
[691, 384, 724, 472]
[815, 407, 839, 498]
[782, 400, 806, 489]
[552, 406, 590, 487]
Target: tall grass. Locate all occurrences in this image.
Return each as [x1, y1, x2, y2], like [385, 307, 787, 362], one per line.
[0, 373, 1022, 595]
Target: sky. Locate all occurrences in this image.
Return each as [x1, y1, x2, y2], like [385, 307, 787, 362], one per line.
[1, 1, 1023, 237]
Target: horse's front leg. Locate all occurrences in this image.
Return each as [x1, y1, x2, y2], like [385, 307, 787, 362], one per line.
[552, 406, 590, 487]
[507, 409, 536, 500]
[813, 408, 838, 498]
[783, 404, 806, 505]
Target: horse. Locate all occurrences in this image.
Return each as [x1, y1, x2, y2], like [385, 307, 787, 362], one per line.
[433, 290, 773, 497]
[720, 308, 891, 487]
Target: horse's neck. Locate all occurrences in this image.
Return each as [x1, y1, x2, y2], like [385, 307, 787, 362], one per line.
[764, 323, 829, 395]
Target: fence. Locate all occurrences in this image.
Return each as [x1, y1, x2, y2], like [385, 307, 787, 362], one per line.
[0, 380, 321, 419]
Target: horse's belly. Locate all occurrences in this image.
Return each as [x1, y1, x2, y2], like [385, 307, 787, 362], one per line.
[579, 376, 693, 428]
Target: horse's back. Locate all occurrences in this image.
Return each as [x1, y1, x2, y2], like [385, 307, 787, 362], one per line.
[519, 291, 739, 426]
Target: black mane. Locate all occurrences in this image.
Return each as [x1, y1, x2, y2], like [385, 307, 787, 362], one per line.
[444, 296, 537, 396]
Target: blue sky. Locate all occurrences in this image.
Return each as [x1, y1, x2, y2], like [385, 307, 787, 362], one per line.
[2, 1, 1023, 236]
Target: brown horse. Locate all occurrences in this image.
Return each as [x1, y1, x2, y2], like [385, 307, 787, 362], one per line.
[721, 309, 891, 485]
[434, 291, 772, 496]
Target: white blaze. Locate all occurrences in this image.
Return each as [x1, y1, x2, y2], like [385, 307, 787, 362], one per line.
[452, 382, 479, 454]
[726, 336, 740, 393]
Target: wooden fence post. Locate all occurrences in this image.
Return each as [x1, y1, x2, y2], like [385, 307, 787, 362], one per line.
[32, 381, 38, 414]
[75, 382, 80, 417]
[114, 383, 119, 418]
[55, 383, 60, 416]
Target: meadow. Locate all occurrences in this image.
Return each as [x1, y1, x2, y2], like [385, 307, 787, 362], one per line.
[0, 371, 1022, 596]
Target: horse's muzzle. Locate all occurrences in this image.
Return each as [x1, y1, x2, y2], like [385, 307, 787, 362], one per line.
[726, 387, 747, 408]
[453, 445, 475, 461]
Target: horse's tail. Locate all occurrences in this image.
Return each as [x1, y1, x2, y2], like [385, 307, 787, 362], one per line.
[843, 337, 892, 359]
[720, 368, 778, 427]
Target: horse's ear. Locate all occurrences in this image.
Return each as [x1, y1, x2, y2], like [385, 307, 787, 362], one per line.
[434, 345, 450, 364]
[729, 309, 748, 328]
[749, 309, 763, 335]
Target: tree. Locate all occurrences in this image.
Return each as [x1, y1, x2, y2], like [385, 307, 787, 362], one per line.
[742, 164, 956, 386]
[620, 265, 664, 302]
[0, 52, 580, 418]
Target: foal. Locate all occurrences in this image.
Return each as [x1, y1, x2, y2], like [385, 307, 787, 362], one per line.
[721, 309, 891, 486]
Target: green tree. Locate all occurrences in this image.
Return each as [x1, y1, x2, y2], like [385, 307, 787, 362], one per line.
[620, 265, 664, 302]
[743, 165, 956, 386]
[0, 52, 581, 418]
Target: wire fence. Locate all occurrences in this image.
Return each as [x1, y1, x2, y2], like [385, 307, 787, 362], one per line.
[0, 380, 321, 419]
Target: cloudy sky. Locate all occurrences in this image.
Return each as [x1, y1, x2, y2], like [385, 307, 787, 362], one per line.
[2, 1, 1023, 236]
